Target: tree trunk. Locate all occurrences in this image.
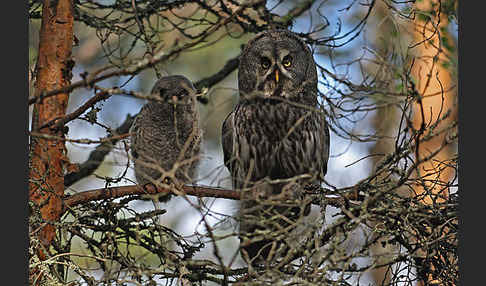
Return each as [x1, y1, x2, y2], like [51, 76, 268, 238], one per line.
[29, 0, 74, 264]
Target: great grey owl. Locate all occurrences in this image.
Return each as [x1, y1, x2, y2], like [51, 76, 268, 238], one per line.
[221, 30, 330, 265]
[130, 75, 203, 202]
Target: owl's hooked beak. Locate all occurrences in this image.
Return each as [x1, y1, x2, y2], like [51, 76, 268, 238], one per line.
[274, 69, 279, 83]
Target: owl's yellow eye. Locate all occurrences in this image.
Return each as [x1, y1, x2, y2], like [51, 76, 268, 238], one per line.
[261, 57, 271, 69]
[282, 55, 292, 67]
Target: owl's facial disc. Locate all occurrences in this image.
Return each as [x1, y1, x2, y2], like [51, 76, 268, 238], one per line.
[157, 87, 193, 105]
[149, 75, 198, 106]
[173, 88, 194, 105]
[258, 49, 295, 98]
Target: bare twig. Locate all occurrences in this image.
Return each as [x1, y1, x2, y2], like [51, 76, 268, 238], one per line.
[64, 114, 135, 187]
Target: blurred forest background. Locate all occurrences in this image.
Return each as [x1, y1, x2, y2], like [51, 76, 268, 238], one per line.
[28, 0, 458, 285]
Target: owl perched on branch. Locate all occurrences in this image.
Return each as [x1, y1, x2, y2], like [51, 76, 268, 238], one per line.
[130, 75, 203, 202]
[222, 30, 330, 265]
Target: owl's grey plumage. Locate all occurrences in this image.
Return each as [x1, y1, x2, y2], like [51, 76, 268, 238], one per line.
[221, 30, 330, 264]
[130, 75, 202, 202]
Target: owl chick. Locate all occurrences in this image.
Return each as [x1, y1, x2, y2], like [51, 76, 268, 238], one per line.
[130, 75, 203, 202]
[222, 30, 330, 264]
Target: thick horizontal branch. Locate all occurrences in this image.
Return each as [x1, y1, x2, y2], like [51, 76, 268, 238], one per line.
[63, 184, 241, 211]
[63, 183, 361, 213]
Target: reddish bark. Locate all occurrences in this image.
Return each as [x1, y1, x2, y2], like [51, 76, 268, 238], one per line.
[29, 0, 74, 260]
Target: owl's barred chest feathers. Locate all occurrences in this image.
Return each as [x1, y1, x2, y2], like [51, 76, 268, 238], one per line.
[234, 100, 324, 182]
[239, 101, 308, 141]
[131, 100, 201, 184]
[144, 102, 198, 142]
